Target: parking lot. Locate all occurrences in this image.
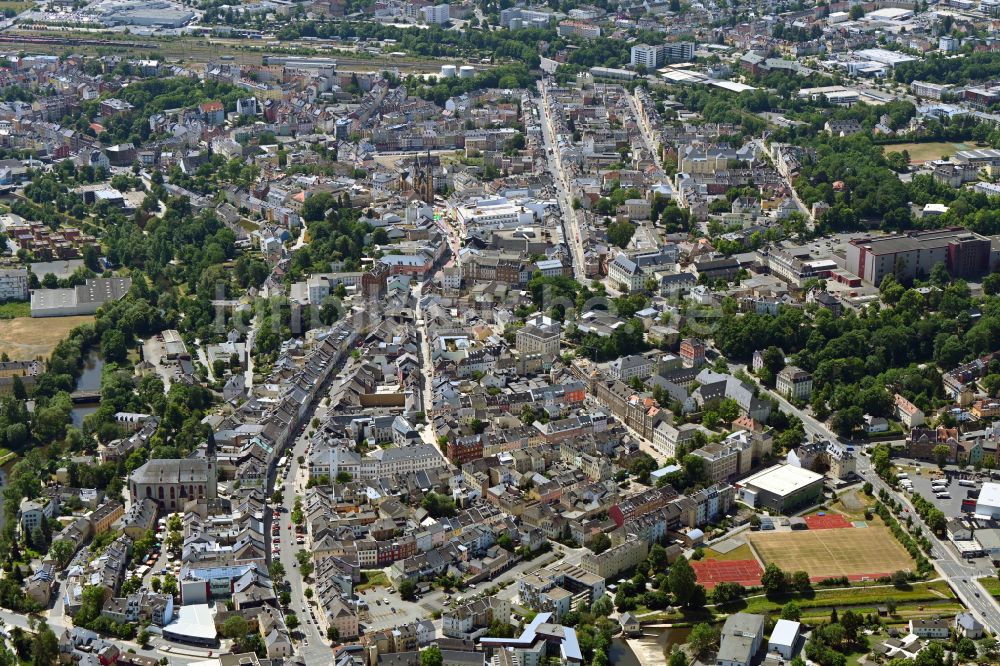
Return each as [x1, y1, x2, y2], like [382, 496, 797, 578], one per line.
[357, 585, 436, 632]
[899, 462, 977, 518]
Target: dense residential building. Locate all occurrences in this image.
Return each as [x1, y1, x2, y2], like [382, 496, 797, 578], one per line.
[5, 24, 1000, 666]
[776, 366, 813, 400]
[630, 42, 695, 69]
[0, 268, 28, 301]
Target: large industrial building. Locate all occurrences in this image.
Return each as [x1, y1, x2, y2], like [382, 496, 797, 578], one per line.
[737, 464, 824, 513]
[845, 228, 994, 286]
[975, 482, 1000, 520]
[30, 277, 132, 317]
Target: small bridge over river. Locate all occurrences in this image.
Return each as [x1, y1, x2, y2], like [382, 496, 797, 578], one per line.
[70, 390, 101, 404]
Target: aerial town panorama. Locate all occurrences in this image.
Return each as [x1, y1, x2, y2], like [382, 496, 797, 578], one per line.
[0, 1, 998, 666]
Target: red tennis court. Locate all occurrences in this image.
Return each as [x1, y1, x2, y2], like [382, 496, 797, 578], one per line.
[804, 513, 853, 530]
[691, 559, 763, 589]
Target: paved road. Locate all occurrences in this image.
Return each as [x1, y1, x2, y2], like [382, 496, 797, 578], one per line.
[244, 313, 258, 390]
[626, 90, 663, 172]
[267, 352, 356, 661]
[753, 138, 812, 224]
[414, 284, 436, 430]
[536, 80, 586, 282]
[277, 415, 330, 661]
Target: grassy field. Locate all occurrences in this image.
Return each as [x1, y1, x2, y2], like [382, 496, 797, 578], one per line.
[0, 0, 33, 12]
[739, 580, 954, 615]
[0, 302, 30, 319]
[748, 526, 914, 580]
[0, 315, 93, 360]
[700, 543, 754, 561]
[979, 576, 1000, 599]
[357, 570, 390, 592]
[882, 141, 977, 164]
[828, 490, 875, 520]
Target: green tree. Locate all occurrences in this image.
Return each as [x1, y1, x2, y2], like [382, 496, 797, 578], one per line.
[222, 615, 248, 640]
[933, 444, 951, 469]
[688, 622, 719, 659]
[668, 649, 688, 666]
[831, 406, 864, 437]
[31, 624, 59, 666]
[668, 556, 697, 607]
[590, 533, 611, 555]
[399, 580, 417, 600]
[983, 273, 1000, 296]
[781, 601, 801, 621]
[50, 539, 76, 568]
[421, 492, 457, 518]
[607, 221, 636, 248]
[791, 570, 811, 592]
[420, 645, 443, 666]
[648, 544, 668, 571]
[760, 563, 787, 597]
[711, 581, 745, 605]
[955, 637, 977, 659]
[591, 595, 614, 616]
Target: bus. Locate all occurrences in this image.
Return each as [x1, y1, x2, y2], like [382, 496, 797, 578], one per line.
[959, 479, 976, 487]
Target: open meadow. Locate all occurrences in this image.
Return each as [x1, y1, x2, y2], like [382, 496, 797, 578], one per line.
[0, 315, 93, 360]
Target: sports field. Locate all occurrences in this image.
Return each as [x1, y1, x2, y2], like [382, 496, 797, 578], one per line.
[748, 526, 914, 581]
[882, 141, 974, 164]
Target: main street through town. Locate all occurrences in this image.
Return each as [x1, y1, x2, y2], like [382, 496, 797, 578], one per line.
[536, 80, 586, 282]
[275, 407, 331, 662]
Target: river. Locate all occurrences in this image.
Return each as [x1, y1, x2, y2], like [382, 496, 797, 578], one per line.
[610, 626, 692, 666]
[70, 350, 104, 427]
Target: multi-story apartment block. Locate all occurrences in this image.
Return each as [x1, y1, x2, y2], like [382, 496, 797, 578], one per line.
[0, 268, 28, 301]
[630, 42, 696, 69]
[579, 536, 648, 579]
[679, 338, 706, 368]
[776, 366, 813, 401]
[691, 432, 753, 483]
[556, 20, 601, 38]
[516, 322, 562, 360]
[421, 3, 449, 24]
[607, 354, 653, 382]
[911, 81, 951, 100]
